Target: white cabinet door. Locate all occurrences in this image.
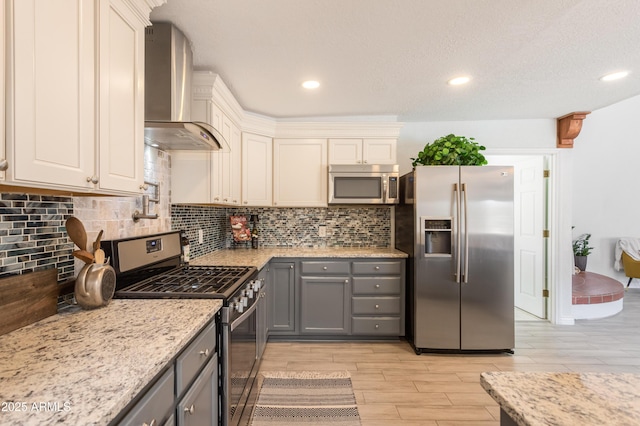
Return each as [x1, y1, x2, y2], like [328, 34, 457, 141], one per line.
[274, 139, 327, 207]
[10, 0, 96, 189]
[242, 133, 272, 206]
[97, 0, 145, 193]
[329, 139, 362, 164]
[219, 115, 233, 204]
[329, 139, 397, 165]
[229, 120, 242, 206]
[0, 3, 5, 181]
[363, 139, 397, 164]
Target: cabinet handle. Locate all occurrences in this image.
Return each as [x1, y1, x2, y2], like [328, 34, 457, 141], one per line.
[375, 266, 380, 270]
[290, 265, 293, 269]
[364, 160, 368, 164]
[143, 420, 157, 426]
[323, 266, 328, 270]
[344, 279, 349, 284]
[86, 176, 99, 184]
[375, 324, 379, 329]
[375, 304, 380, 309]
[199, 348, 210, 357]
[139, 183, 149, 191]
[375, 284, 380, 289]
[233, 200, 238, 203]
[0, 159, 8, 171]
[224, 198, 228, 202]
[214, 197, 220, 201]
[184, 404, 195, 415]
[244, 201, 248, 204]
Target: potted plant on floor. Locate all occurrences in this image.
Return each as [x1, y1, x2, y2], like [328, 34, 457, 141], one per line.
[573, 233, 593, 271]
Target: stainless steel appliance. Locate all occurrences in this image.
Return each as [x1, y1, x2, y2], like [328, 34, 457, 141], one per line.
[101, 231, 263, 426]
[395, 166, 514, 353]
[328, 164, 399, 204]
[144, 23, 225, 151]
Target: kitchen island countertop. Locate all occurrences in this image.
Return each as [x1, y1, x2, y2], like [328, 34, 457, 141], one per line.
[191, 247, 408, 269]
[481, 371, 640, 425]
[0, 299, 222, 426]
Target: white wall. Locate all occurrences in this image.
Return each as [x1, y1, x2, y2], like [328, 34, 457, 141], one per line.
[572, 94, 640, 287]
[397, 119, 557, 174]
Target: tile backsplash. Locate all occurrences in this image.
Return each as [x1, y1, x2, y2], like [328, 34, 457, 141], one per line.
[171, 205, 392, 256]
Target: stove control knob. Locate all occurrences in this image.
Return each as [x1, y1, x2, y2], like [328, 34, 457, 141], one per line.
[243, 288, 254, 299]
[251, 280, 262, 291]
[234, 301, 244, 313]
[240, 296, 249, 307]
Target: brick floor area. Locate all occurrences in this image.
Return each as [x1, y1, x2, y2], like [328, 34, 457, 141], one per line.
[572, 271, 625, 305]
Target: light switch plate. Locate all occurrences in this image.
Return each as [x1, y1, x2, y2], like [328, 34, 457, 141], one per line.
[318, 226, 326, 237]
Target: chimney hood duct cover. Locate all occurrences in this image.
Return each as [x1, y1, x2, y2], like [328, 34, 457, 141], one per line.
[144, 23, 224, 151]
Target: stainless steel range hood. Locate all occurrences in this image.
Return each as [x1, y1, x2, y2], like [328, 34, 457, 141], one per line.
[144, 23, 224, 150]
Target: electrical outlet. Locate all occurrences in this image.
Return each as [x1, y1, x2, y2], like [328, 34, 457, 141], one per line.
[318, 226, 326, 237]
[198, 229, 203, 244]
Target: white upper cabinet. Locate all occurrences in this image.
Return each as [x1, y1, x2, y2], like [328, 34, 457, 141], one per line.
[9, 0, 96, 190]
[242, 133, 272, 206]
[329, 138, 397, 165]
[273, 139, 327, 207]
[97, 0, 145, 193]
[0, 3, 6, 181]
[6, 0, 149, 194]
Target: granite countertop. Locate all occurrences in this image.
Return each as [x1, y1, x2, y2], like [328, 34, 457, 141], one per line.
[481, 371, 640, 425]
[191, 247, 408, 269]
[0, 299, 222, 426]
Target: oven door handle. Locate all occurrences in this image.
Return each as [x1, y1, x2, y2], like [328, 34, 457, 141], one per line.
[230, 298, 259, 331]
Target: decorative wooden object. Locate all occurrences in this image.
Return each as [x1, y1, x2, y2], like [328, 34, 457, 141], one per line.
[557, 112, 590, 148]
[0, 269, 59, 336]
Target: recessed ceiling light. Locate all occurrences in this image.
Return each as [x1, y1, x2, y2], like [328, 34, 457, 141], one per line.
[302, 80, 320, 89]
[447, 76, 471, 86]
[600, 71, 629, 81]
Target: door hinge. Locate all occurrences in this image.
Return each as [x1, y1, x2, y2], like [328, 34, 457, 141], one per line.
[542, 289, 549, 298]
[543, 170, 550, 178]
[543, 230, 550, 238]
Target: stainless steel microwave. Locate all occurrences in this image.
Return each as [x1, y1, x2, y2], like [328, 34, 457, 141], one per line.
[328, 164, 400, 204]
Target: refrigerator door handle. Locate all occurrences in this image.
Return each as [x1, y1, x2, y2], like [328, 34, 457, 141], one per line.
[454, 183, 461, 283]
[462, 182, 469, 283]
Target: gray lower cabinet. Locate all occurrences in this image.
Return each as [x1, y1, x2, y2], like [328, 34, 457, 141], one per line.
[268, 261, 296, 334]
[300, 276, 350, 334]
[256, 267, 268, 359]
[177, 354, 218, 426]
[114, 319, 218, 426]
[351, 260, 405, 336]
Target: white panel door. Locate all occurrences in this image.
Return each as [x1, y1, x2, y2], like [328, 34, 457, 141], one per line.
[97, 0, 144, 193]
[274, 139, 327, 207]
[242, 133, 272, 206]
[229, 121, 242, 205]
[329, 139, 362, 164]
[11, 0, 96, 188]
[219, 115, 233, 204]
[363, 139, 397, 164]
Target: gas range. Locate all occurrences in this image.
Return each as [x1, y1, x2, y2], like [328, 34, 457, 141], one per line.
[101, 231, 257, 300]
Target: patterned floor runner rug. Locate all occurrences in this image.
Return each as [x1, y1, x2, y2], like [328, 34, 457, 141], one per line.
[250, 371, 362, 425]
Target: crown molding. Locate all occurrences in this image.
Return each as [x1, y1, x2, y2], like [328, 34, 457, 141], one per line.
[125, 0, 166, 25]
[274, 120, 404, 139]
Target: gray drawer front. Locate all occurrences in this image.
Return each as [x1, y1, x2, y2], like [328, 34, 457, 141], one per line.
[120, 366, 174, 425]
[352, 297, 401, 315]
[176, 321, 216, 396]
[352, 317, 401, 335]
[301, 261, 350, 274]
[352, 261, 402, 275]
[352, 277, 401, 295]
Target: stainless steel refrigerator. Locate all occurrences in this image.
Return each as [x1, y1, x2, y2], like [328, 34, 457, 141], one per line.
[395, 166, 514, 353]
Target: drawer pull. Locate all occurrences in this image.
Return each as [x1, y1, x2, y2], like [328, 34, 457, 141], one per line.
[184, 404, 195, 415]
[199, 348, 210, 357]
[375, 304, 380, 309]
[375, 284, 380, 289]
[375, 266, 380, 270]
[375, 324, 379, 329]
[142, 420, 157, 426]
[323, 266, 328, 270]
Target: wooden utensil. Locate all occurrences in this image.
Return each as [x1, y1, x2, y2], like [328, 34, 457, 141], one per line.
[65, 216, 88, 251]
[94, 248, 105, 264]
[73, 249, 94, 264]
[92, 230, 104, 252]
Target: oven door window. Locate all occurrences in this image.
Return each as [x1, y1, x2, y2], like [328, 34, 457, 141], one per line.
[334, 176, 382, 199]
[230, 308, 257, 420]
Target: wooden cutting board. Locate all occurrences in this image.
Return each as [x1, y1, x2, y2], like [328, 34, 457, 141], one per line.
[0, 268, 59, 336]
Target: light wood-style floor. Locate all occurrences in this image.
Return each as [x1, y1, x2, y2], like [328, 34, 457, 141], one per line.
[259, 289, 640, 425]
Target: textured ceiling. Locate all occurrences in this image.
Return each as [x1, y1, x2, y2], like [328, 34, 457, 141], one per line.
[150, 0, 640, 121]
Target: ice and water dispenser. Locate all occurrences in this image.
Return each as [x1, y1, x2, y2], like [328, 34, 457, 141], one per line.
[422, 218, 452, 256]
